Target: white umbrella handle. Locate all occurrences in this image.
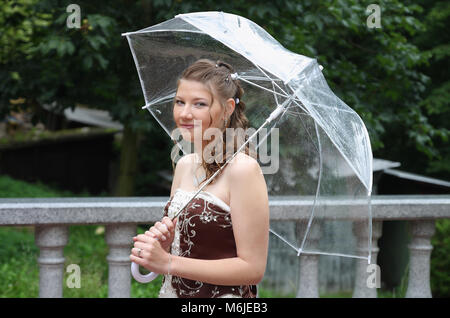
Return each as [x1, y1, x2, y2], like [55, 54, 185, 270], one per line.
[131, 262, 159, 283]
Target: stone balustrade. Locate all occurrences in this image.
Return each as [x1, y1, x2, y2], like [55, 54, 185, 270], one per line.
[0, 195, 449, 298]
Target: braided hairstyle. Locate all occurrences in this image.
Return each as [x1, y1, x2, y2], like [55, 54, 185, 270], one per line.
[173, 59, 256, 185]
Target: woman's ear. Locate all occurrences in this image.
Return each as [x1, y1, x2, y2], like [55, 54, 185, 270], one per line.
[225, 98, 236, 117]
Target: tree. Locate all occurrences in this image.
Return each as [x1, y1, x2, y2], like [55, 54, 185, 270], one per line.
[412, 0, 450, 179]
[1, 0, 156, 195]
[1, 0, 447, 198]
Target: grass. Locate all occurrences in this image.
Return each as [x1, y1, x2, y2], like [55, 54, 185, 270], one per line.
[0, 175, 78, 198]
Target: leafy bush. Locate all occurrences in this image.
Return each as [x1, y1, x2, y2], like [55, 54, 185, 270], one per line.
[0, 227, 39, 297]
[0, 175, 75, 197]
[430, 219, 450, 297]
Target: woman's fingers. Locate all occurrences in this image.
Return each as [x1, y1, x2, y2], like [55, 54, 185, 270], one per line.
[162, 217, 176, 233]
[134, 217, 178, 244]
[149, 228, 166, 241]
[155, 221, 170, 239]
[147, 220, 172, 241]
[134, 233, 157, 244]
[132, 247, 145, 258]
[133, 239, 160, 253]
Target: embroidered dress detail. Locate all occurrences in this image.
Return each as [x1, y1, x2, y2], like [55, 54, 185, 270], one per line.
[158, 189, 257, 298]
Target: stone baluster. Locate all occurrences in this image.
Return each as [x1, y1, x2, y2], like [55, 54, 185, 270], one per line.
[296, 220, 322, 298]
[35, 225, 69, 298]
[405, 220, 435, 298]
[352, 220, 382, 298]
[105, 224, 136, 298]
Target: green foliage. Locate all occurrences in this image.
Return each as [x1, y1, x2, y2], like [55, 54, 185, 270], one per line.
[430, 219, 450, 297]
[62, 225, 109, 298]
[0, 174, 75, 197]
[0, 0, 51, 64]
[0, 227, 39, 297]
[412, 0, 450, 179]
[0, 0, 448, 186]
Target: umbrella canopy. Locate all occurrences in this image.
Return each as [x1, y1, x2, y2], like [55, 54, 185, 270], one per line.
[123, 11, 373, 283]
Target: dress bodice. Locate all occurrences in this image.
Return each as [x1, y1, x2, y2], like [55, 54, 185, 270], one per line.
[158, 188, 257, 298]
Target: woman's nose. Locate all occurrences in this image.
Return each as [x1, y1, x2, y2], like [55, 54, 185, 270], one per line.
[180, 104, 193, 119]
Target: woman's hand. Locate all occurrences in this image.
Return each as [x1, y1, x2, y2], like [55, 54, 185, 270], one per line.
[140, 216, 177, 252]
[129, 217, 177, 274]
[130, 235, 171, 274]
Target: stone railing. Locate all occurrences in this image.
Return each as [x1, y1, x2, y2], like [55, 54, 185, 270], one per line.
[0, 195, 448, 298]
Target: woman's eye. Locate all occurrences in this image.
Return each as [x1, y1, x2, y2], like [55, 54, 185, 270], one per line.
[175, 100, 184, 106]
[195, 102, 207, 107]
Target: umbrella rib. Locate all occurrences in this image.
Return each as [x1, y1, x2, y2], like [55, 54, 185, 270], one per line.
[271, 80, 279, 107]
[253, 63, 290, 97]
[299, 250, 369, 260]
[238, 77, 288, 99]
[254, 101, 292, 151]
[239, 76, 306, 108]
[292, 99, 309, 114]
[298, 120, 323, 256]
[125, 35, 149, 105]
[239, 75, 283, 82]
[122, 29, 205, 36]
[252, 64, 296, 112]
[236, 75, 312, 115]
[141, 93, 176, 109]
[304, 102, 355, 114]
[269, 228, 300, 253]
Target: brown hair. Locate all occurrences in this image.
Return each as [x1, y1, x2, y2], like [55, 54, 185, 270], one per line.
[173, 59, 256, 185]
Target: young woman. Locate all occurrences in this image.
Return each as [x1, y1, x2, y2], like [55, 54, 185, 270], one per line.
[130, 59, 269, 298]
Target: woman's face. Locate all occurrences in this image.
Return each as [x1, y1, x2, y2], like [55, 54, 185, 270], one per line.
[173, 79, 225, 144]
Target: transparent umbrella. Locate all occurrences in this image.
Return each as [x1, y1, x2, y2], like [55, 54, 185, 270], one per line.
[122, 11, 373, 284]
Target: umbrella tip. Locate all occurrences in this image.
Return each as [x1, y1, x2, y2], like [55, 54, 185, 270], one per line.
[297, 248, 302, 256]
[319, 65, 324, 71]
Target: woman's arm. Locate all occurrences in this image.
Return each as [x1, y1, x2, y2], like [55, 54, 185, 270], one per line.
[131, 154, 269, 286]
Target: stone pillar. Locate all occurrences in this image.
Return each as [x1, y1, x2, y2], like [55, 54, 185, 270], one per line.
[106, 224, 136, 298]
[35, 225, 69, 298]
[405, 220, 435, 298]
[296, 220, 321, 298]
[352, 220, 382, 298]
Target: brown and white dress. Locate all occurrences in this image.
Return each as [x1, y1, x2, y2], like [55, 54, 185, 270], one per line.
[158, 188, 257, 298]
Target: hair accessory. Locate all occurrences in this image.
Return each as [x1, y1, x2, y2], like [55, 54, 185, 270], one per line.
[230, 73, 238, 80]
[235, 98, 240, 105]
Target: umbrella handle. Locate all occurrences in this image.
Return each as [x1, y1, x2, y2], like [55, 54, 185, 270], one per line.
[131, 262, 159, 283]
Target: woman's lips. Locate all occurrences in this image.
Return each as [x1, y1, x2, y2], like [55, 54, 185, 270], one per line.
[180, 124, 194, 129]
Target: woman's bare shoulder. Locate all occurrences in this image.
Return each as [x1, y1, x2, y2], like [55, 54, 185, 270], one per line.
[177, 153, 198, 167]
[170, 154, 197, 195]
[226, 152, 268, 214]
[226, 152, 262, 181]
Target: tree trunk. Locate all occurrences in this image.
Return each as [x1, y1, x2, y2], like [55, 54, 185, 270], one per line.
[114, 123, 139, 196]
